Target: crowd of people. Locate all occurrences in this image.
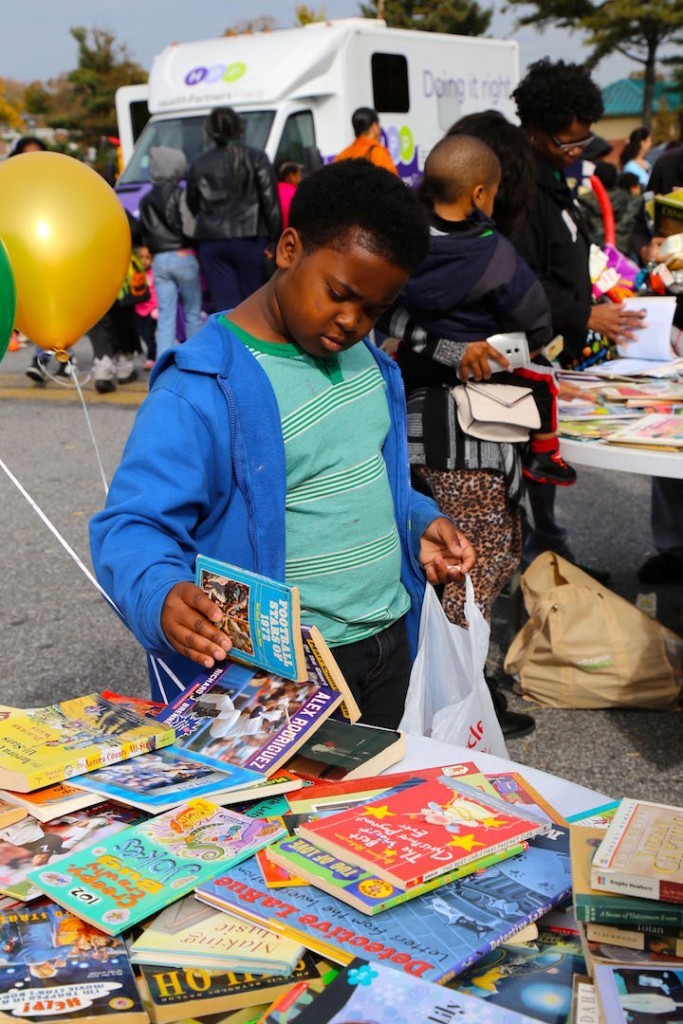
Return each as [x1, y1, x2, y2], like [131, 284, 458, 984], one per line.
[11, 55, 681, 739]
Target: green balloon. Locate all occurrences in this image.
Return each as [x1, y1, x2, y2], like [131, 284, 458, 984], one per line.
[0, 238, 16, 362]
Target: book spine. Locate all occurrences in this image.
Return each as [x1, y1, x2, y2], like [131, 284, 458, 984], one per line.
[591, 869, 683, 904]
[573, 897, 683, 928]
[585, 922, 683, 956]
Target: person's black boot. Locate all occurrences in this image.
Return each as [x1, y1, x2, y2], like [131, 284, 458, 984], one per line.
[486, 674, 536, 739]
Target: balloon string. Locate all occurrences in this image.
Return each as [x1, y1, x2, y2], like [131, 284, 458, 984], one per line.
[0, 455, 186, 698]
[70, 363, 109, 497]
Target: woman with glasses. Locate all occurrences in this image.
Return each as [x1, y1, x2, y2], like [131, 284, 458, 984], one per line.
[510, 59, 645, 566]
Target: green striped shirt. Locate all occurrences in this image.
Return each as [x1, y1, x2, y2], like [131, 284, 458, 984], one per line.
[223, 320, 410, 646]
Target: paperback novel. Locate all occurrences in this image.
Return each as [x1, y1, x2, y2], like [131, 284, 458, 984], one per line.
[296, 774, 550, 889]
[0, 693, 175, 792]
[571, 825, 683, 928]
[28, 798, 285, 935]
[0, 902, 147, 1024]
[590, 798, 683, 903]
[196, 555, 307, 683]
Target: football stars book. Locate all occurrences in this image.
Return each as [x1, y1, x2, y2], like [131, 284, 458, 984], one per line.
[28, 798, 285, 935]
[0, 693, 175, 792]
[195, 820, 573, 984]
[295, 774, 550, 890]
[590, 797, 683, 903]
[571, 824, 683, 928]
[0, 902, 147, 1024]
[196, 555, 307, 683]
[292, 957, 544, 1024]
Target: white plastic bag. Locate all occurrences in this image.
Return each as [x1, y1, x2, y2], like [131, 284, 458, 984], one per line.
[400, 577, 508, 757]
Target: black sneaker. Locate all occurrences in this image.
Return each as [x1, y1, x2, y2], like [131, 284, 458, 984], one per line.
[25, 356, 48, 386]
[638, 553, 683, 585]
[523, 449, 577, 486]
[54, 357, 76, 378]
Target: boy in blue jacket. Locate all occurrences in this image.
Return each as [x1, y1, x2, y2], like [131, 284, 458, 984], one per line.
[90, 161, 475, 726]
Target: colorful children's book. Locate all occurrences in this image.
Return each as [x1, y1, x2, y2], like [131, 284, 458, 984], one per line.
[450, 929, 585, 1024]
[155, 641, 359, 780]
[0, 902, 147, 1024]
[593, 964, 683, 1023]
[28, 798, 285, 935]
[195, 819, 574, 983]
[196, 555, 308, 683]
[590, 797, 683, 903]
[293, 957, 544, 1024]
[283, 719, 405, 782]
[136, 952, 322, 1024]
[295, 774, 550, 890]
[0, 801, 145, 902]
[571, 824, 683, 928]
[607, 412, 683, 449]
[72, 745, 264, 813]
[265, 833, 528, 915]
[0, 782, 101, 823]
[129, 896, 305, 974]
[0, 693, 175, 792]
[253, 963, 341, 1023]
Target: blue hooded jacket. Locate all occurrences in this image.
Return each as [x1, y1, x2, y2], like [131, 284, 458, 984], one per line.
[90, 316, 441, 701]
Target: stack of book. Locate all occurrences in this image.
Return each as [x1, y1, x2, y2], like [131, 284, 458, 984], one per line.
[571, 797, 683, 979]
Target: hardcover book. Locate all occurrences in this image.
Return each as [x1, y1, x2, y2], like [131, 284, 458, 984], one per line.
[292, 957, 544, 1024]
[295, 774, 550, 890]
[0, 782, 101, 823]
[0, 801, 145, 902]
[195, 820, 574, 984]
[155, 636, 358, 780]
[585, 921, 683, 958]
[0, 902, 147, 1024]
[71, 745, 264, 813]
[0, 693, 175, 792]
[283, 719, 405, 782]
[577, 918, 683, 974]
[571, 825, 683, 928]
[129, 896, 305, 974]
[136, 952, 323, 1024]
[28, 798, 285, 935]
[593, 964, 683, 1023]
[590, 798, 683, 903]
[196, 555, 307, 683]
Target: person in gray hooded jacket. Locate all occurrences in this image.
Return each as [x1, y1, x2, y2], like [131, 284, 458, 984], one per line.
[139, 146, 203, 361]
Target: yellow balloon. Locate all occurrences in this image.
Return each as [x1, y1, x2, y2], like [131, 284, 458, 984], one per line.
[0, 152, 131, 352]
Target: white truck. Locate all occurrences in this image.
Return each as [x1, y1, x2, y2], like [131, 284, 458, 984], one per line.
[115, 18, 519, 215]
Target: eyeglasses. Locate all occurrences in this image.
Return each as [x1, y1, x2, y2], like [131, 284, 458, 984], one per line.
[547, 130, 595, 153]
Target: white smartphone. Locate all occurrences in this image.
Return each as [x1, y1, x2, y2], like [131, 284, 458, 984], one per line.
[486, 332, 531, 370]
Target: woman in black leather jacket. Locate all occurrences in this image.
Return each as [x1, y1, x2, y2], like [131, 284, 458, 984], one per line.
[186, 107, 282, 312]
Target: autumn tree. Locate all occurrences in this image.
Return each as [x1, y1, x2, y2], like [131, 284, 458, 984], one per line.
[359, 0, 492, 36]
[223, 16, 278, 35]
[505, 0, 683, 130]
[295, 5, 327, 23]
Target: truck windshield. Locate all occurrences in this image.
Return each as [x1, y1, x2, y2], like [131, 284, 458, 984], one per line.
[117, 111, 276, 185]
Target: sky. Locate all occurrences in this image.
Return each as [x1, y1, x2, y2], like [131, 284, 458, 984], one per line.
[4, 0, 643, 87]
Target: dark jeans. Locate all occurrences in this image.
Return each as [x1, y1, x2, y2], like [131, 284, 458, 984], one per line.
[522, 479, 574, 568]
[331, 617, 411, 730]
[198, 237, 268, 312]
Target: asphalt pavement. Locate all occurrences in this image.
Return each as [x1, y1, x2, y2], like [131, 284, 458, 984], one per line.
[1, 338, 681, 807]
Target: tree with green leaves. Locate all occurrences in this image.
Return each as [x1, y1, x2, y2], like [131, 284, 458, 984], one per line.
[359, 0, 492, 36]
[505, 0, 683, 130]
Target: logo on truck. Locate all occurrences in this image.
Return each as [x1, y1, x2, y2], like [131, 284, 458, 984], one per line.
[184, 62, 247, 87]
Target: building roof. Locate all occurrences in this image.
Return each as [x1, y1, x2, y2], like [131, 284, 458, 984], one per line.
[601, 78, 682, 117]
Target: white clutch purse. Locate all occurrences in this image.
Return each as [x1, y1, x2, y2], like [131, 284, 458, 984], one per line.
[451, 381, 541, 443]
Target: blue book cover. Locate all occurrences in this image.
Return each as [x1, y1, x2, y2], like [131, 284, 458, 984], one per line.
[450, 928, 585, 1024]
[593, 965, 683, 1023]
[28, 798, 285, 935]
[0, 902, 147, 1023]
[195, 823, 573, 985]
[72, 745, 264, 812]
[293, 958, 543, 1023]
[195, 555, 306, 682]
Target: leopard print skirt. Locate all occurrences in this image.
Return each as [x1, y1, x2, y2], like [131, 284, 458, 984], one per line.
[414, 467, 522, 629]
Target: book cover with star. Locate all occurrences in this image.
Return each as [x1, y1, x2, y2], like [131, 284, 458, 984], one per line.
[295, 775, 550, 890]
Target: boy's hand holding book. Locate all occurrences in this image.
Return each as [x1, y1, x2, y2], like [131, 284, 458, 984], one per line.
[420, 517, 476, 584]
[161, 580, 234, 669]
